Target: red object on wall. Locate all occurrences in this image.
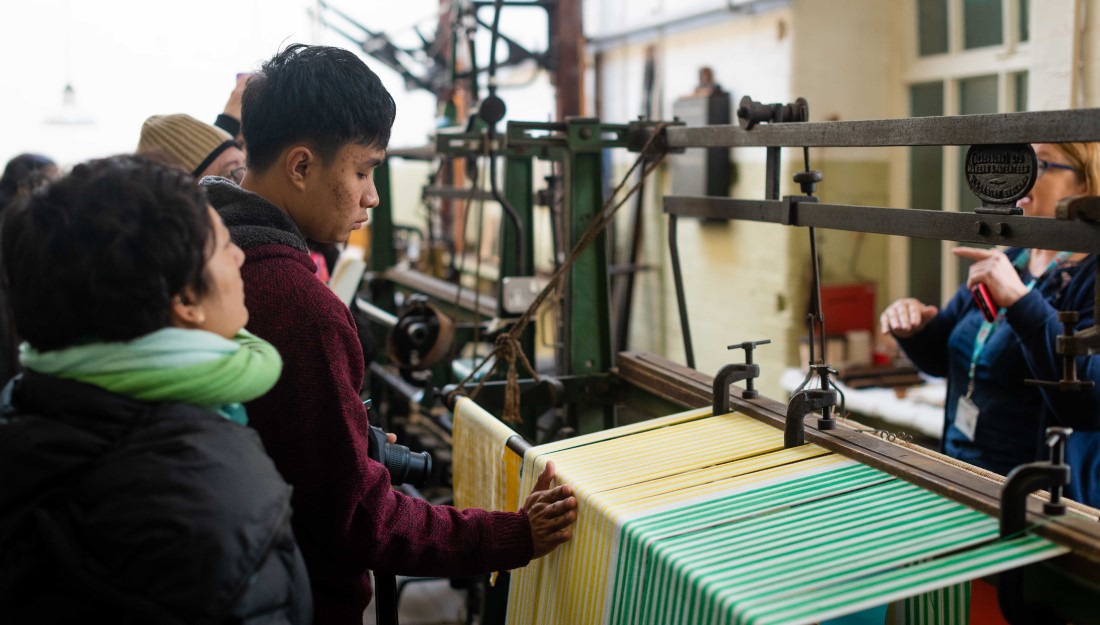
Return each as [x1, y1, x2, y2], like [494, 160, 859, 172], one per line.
[819, 282, 876, 335]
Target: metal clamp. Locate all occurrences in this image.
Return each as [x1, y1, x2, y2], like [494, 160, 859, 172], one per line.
[712, 339, 771, 415]
[1055, 195, 1100, 221]
[997, 427, 1073, 625]
[1025, 311, 1097, 391]
[784, 365, 840, 447]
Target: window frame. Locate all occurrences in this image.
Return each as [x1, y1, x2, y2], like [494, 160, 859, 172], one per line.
[898, 0, 1031, 304]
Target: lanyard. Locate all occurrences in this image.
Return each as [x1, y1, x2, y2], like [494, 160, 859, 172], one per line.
[966, 249, 1072, 396]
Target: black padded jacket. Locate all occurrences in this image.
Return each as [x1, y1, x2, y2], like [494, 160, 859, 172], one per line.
[0, 371, 312, 624]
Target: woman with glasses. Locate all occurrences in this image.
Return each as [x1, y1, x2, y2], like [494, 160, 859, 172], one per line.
[880, 142, 1100, 507]
[137, 113, 247, 183]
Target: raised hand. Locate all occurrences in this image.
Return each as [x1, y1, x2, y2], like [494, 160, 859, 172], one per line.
[953, 247, 1028, 309]
[880, 297, 938, 338]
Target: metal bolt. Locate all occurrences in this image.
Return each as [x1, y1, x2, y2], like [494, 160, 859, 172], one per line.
[975, 221, 988, 235]
[994, 222, 1010, 236]
[579, 127, 593, 139]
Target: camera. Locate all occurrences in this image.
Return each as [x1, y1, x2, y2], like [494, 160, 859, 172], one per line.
[365, 400, 433, 487]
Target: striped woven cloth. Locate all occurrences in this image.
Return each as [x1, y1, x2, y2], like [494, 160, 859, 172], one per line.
[503, 407, 1067, 625]
[452, 397, 522, 512]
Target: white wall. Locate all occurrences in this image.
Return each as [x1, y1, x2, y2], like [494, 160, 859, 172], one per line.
[1029, 0, 1080, 110]
[594, 5, 799, 395]
[592, 0, 912, 396]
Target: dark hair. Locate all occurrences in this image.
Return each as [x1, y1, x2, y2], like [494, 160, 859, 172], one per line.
[0, 153, 56, 209]
[0, 155, 214, 351]
[242, 44, 397, 172]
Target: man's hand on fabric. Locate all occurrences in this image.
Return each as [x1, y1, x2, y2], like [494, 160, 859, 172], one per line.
[523, 460, 578, 559]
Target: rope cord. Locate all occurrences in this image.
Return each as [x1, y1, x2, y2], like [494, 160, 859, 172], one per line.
[449, 124, 670, 422]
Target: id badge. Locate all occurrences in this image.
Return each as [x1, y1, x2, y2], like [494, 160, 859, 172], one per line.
[955, 395, 980, 441]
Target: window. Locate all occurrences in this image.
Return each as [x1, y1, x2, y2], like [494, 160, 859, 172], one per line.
[918, 0, 949, 56]
[1018, 0, 1029, 42]
[956, 74, 999, 216]
[904, 0, 1029, 302]
[908, 82, 945, 305]
[918, 0, 1028, 55]
[1013, 71, 1029, 112]
[963, 0, 1004, 49]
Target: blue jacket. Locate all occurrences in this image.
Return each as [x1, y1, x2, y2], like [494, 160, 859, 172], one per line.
[897, 249, 1100, 507]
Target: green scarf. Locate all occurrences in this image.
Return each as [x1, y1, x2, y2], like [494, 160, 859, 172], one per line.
[20, 328, 282, 425]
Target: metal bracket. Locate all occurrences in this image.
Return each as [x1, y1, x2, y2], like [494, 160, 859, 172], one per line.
[1026, 311, 1098, 390]
[737, 95, 809, 130]
[782, 194, 819, 224]
[784, 365, 840, 447]
[712, 340, 771, 415]
[1056, 195, 1100, 221]
[997, 427, 1072, 625]
[625, 118, 685, 155]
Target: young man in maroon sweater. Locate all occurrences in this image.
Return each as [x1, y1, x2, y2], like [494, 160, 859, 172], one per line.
[201, 44, 577, 624]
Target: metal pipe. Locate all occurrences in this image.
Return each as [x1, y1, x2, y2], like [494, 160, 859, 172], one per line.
[664, 108, 1100, 148]
[505, 434, 531, 457]
[614, 170, 646, 354]
[664, 197, 1100, 254]
[423, 186, 496, 201]
[667, 215, 695, 369]
[355, 297, 399, 328]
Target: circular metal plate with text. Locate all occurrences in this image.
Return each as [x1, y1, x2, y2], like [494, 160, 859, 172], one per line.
[965, 143, 1037, 207]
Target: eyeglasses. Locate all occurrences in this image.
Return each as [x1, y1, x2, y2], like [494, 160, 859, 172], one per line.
[1037, 159, 1078, 178]
[224, 166, 246, 184]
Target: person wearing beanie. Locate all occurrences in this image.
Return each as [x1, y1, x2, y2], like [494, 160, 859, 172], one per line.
[137, 113, 246, 183]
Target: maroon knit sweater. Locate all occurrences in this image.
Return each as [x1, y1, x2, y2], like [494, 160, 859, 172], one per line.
[203, 179, 533, 624]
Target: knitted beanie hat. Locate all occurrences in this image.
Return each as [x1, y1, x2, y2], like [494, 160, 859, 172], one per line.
[137, 114, 238, 177]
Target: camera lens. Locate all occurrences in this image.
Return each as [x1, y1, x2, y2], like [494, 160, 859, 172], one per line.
[367, 425, 433, 487]
[382, 444, 433, 487]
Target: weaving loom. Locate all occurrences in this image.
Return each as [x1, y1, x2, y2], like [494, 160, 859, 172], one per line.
[452, 391, 1099, 625]
[383, 108, 1100, 624]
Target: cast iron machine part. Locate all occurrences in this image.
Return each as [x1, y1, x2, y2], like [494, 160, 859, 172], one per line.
[737, 95, 809, 130]
[784, 365, 840, 448]
[997, 427, 1073, 625]
[712, 339, 771, 415]
[1025, 194, 1100, 389]
[386, 294, 456, 387]
[1024, 310, 1096, 392]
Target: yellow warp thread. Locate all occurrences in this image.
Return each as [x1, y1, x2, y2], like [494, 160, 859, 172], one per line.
[508, 411, 830, 625]
[452, 397, 520, 512]
[493, 403, 1066, 625]
[563, 448, 844, 624]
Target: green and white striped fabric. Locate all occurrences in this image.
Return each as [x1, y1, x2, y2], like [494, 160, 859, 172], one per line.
[505, 408, 1067, 625]
[898, 583, 970, 625]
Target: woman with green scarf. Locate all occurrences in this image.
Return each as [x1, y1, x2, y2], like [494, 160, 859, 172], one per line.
[0, 155, 311, 623]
